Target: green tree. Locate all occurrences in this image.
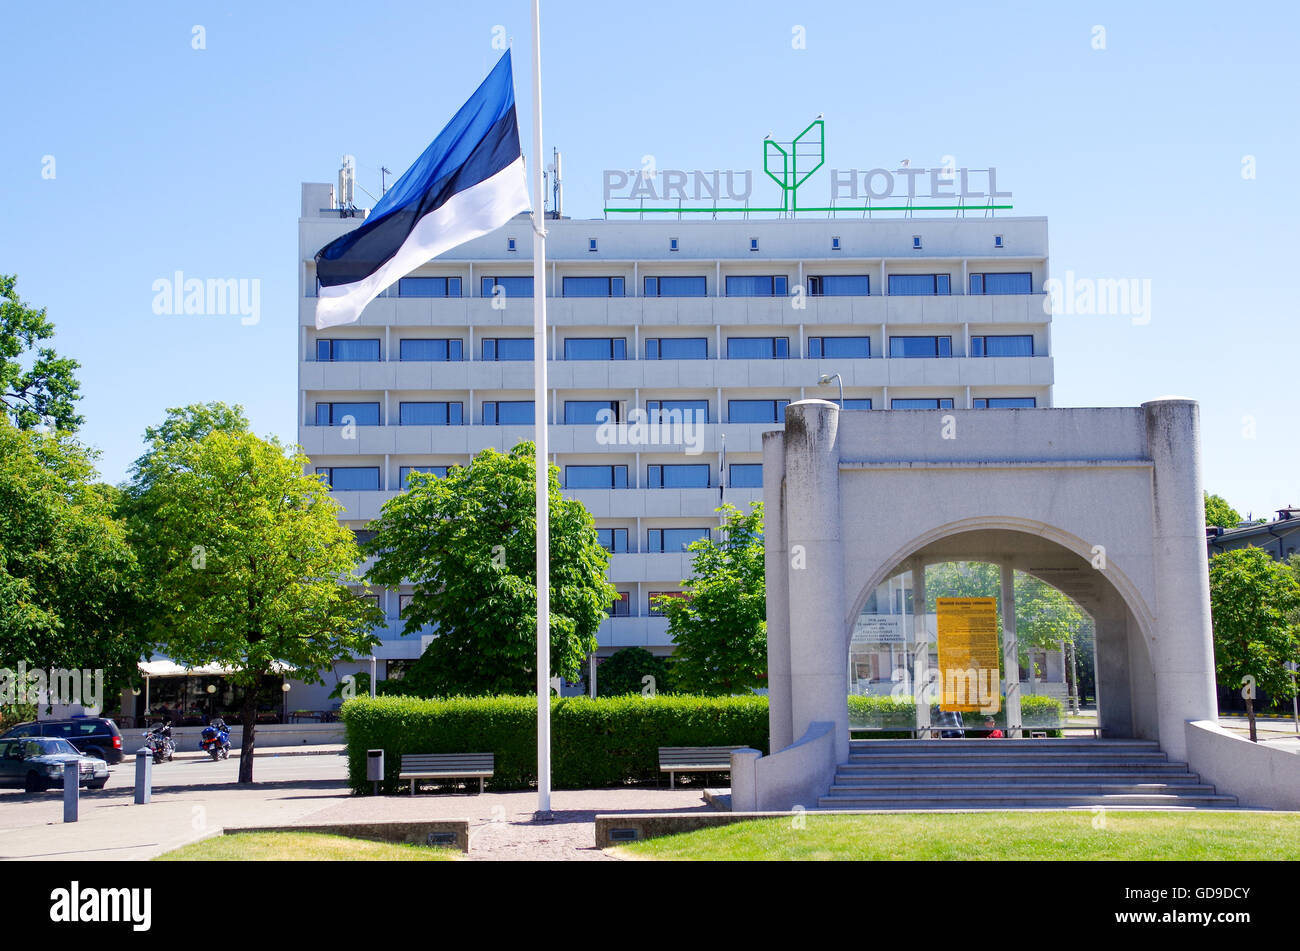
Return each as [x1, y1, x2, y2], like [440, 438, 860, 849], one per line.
[127, 425, 381, 782]
[596, 647, 672, 697]
[0, 419, 146, 705]
[0, 274, 83, 432]
[1204, 491, 1243, 530]
[127, 401, 250, 496]
[364, 442, 616, 696]
[654, 502, 766, 695]
[1209, 546, 1300, 741]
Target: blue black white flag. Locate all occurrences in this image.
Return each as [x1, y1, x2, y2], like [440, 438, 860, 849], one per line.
[314, 52, 530, 329]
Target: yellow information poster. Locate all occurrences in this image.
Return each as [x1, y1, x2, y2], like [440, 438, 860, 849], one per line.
[936, 597, 1001, 713]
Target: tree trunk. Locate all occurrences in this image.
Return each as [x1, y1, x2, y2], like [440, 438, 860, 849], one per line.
[238, 683, 258, 783]
[1246, 697, 1257, 743]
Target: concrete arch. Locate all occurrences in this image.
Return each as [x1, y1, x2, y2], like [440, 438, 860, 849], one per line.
[749, 398, 1220, 810]
[842, 516, 1156, 661]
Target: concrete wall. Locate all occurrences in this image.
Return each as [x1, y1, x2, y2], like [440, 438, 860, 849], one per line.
[1185, 720, 1300, 810]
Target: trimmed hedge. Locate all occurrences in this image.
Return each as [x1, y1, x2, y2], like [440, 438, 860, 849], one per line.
[341, 694, 769, 793]
[344, 692, 1070, 794]
[848, 694, 1066, 737]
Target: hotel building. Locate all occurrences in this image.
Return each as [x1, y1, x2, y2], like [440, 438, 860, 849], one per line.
[296, 181, 1053, 692]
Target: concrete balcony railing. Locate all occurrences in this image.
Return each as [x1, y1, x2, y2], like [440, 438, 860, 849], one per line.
[300, 423, 782, 457]
[299, 293, 1051, 329]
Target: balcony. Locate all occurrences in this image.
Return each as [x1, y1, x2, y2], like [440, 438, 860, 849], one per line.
[299, 293, 1051, 328]
[596, 615, 672, 649]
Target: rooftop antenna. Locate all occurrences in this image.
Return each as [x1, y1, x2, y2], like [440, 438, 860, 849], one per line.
[338, 155, 356, 208]
[547, 147, 562, 219]
[380, 166, 392, 195]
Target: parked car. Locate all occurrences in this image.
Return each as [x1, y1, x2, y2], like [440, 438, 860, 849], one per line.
[0, 737, 110, 792]
[0, 717, 124, 764]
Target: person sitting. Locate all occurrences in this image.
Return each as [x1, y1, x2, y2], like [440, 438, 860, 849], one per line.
[983, 716, 1004, 738]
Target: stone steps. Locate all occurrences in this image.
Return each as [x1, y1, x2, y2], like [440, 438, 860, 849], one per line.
[821, 739, 1236, 811]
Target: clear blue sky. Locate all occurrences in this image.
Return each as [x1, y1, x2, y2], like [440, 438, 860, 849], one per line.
[1, 1, 1295, 518]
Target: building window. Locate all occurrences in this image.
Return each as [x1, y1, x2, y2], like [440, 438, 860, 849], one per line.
[315, 467, 380, 491]
[649, 590, 688, 616]
[728, 463, 763, 488]
[887, 274, 951, 296]
[912, 235, 922, 250]
[889, 336, 952, 358]
[643, 276, 707, 297]
[970, 334, 1034, 357]
[669, 238, 679, 252]
[808, 336, 870, 359]
[972, 397, 1037, 409]
[647, 528, 710, 553]
[562, 276, 624, 298]
[565, 465, 628, 489]
[507, 237, 517, 252]
[397, 276, 462, 298]
[314, 402, 380, 426]
[399, 402, 463, 426]
[843, 399, 873, 410]
[483, 401, 534, 425]
[750, 237, 759, 251]
[969, 272, 1033, 295]
[481, 276, 533, 298]
[481, 338, 534, 361]
[890, 398, 955, 410]
[727, 337, 789, 359]
[588, 238, 598, 252]
[400, 466, 450, 488]
[316, 339, 380, 362]
[645, 337, 708, 360]
[808, 274, 870, 296]
[728, 399, 791, 423]
[596, 529, 629, 554]
[563, 337, 627, 360]
[645, 399, 708, 424]
[725, 275, 787, 297]
[994, 234, 1004, 249]
[647, 464, 710, 489]
[564, 401, 620, 424]
[608, 592, 631, 617]
[399, 338, 463, 361]
[831, 237, 841, 251]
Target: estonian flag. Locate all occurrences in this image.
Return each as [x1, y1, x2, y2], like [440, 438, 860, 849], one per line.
[314, 52, 530, 329]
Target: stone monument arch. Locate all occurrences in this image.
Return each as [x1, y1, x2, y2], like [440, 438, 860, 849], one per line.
[734, 398, 1227, 811]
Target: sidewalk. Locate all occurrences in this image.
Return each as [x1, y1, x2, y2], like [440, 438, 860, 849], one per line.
[169, 743, 345, 761]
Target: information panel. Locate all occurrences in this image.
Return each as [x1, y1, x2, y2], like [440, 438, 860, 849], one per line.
[936, 597, 1001, 713]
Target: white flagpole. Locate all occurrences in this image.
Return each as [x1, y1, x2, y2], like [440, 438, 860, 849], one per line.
[529, 0, 552, 820]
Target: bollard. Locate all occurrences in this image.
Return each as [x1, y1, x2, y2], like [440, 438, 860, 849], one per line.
[63, 762, 78, 822]
[134, 747, 152, 804]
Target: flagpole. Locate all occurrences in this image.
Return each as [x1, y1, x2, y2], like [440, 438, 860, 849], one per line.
[529, 0, 552, 820]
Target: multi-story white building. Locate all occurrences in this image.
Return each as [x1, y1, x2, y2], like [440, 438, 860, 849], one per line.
[297, 180, 1052, 687]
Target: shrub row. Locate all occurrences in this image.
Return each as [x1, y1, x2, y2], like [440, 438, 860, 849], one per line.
[848, 693, 1066, 737]
[343, 692, 1069, 794]
[341, 694, 769, 793]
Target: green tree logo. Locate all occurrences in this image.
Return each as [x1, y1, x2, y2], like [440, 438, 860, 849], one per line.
[763, 119, 825, 214]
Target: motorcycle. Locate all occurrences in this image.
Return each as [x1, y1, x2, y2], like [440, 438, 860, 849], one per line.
[199, 718, 231, 761]
[143, 723, 175, 764]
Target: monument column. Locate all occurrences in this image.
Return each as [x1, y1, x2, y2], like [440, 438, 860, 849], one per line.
[1143, 399, 1218, 761]
[782, 399, 849, 764]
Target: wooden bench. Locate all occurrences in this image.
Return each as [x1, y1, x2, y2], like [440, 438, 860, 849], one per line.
[658, 746, 745, 789]
[398, 753, 494, 795]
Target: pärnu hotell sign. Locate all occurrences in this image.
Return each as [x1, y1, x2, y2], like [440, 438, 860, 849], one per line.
[602, 119, 1012, 216]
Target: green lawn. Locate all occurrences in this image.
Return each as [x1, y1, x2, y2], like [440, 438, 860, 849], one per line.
[613, 811, 1300, 861]
[156, 831, 459, 861]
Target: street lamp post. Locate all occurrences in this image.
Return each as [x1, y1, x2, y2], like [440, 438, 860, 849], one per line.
[817, 372, 844, 409]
